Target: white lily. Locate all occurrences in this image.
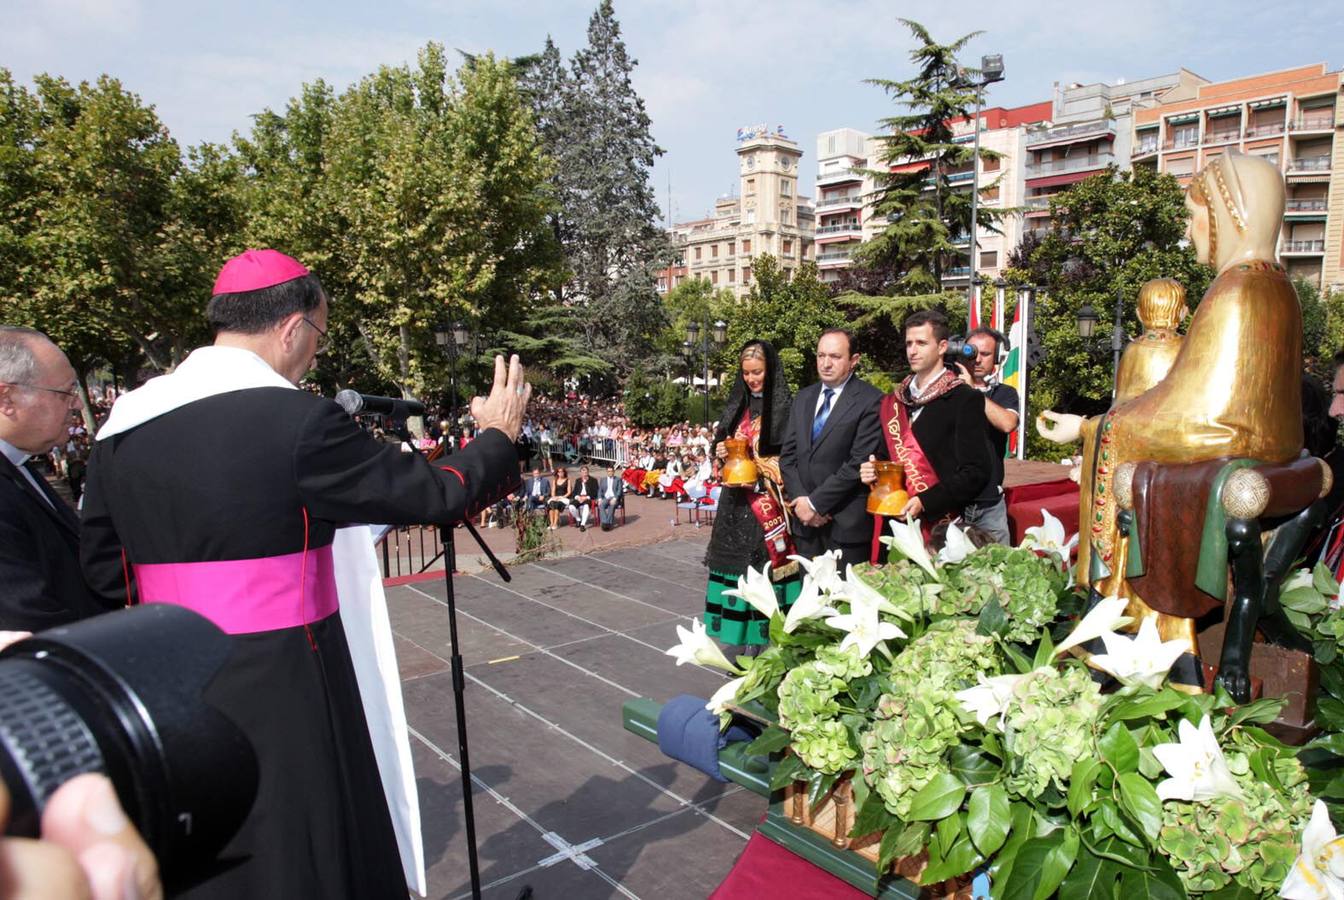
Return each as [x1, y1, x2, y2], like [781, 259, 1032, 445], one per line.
[783, 577, 839, 633]
[1152, 716, 1244, 802]
[1089, 617, 1190, 690]
[826, 598, 906, 659]
[937, 522, 978, 565]
[1282, 568, 1315, 595]
[721, 563, 779, 620]
[1054, 595, 1133, 657]
[878, 517, 938, 578]
[788, 549, 844, 595]
[1021, 508, 1079, 560]
[706, 676, 749, 715]
[665, 619, 742, 674]
[1281, 799, 1344, 900]
[954, 671, 1032, 729]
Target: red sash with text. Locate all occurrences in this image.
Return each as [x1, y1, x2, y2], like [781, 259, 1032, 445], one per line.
[733, 409, 797, 568]
[871, 390, 945, 561]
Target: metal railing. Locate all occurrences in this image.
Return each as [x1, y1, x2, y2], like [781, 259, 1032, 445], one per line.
[1292, 115, 1336, 131]
[1163, 136, 1200, 151]
[1023, 196, 1052, 210]
[817, 250, 853, 262]
[379, 525, 446, 579]
[942, 266, 971, 279]
[1025, 153, 1115, 177]
[1204, 129, 1241, 144]
[816, 193, 864, 209]
[1245, 122, 1285, 137]
[1133, 140, 1159, 156]
[1286, 198, 1328, 212]
[1026, 119, 1116, 147]
[1283, 239, 1326, 252]
[817, 168, 862, 184]
[816, 223, 861, 235]
[1288, 155, 1332, 172]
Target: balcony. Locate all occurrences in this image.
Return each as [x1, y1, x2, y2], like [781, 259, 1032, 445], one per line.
[1288, 155, 1332, 173]
[1163, 136, 1200, 151]
[1203, 128, 1241, 145]
[1133, 139, 1160, 157]
[816, 193, 864, 210]
[1283, 239, 1325, 253]
[1286, 198, 1328, 212]
[817, 249, 854, 265]
[1023, 196, 1053, 211]
[1025, 152, 1116, 178]
[1244, 122, 1285, 138]
[946, 169, 975, 183]
[1026, 119, 1116, 148]
[942, 266, 971, 280]
[1292, 114, 1336, 132]
[816, 168, 863, 186]
[816, 223, 862, 236]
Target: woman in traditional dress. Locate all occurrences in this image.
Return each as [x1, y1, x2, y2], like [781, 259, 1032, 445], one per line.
[703, 340, 800, 654]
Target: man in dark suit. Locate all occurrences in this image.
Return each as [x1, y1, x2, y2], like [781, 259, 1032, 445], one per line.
[0, 326, 108, 631]
[523, 467, 551, 513]
[569, 465, 600, 531]
[597, 465, 624, 531]
[781, 328, 884, 567]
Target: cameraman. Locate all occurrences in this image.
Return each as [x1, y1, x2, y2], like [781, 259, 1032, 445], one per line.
[953, 326, 1020, 544]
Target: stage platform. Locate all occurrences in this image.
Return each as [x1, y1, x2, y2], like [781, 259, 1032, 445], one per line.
[388, 532, 753, 899]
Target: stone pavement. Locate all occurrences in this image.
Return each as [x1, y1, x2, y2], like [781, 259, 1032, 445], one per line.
[388, 530, 755, 900]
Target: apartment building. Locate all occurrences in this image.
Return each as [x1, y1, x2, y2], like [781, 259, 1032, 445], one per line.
[813, 102, 1051, 287]
[659, 127, 815, 299]
[1022, 70, 1206, 239]
[1131, 63, 1343, 288]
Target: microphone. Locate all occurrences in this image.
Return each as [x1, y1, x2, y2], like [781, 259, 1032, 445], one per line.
[334, 390, 426, 419]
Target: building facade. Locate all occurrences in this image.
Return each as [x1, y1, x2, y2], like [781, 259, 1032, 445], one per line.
[1131, 63, 1343, 289]
[1022, 70, 1205, 240]
[659, 127, 815, 299]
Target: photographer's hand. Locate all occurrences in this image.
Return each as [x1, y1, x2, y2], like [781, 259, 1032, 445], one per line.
[471, 355, 531, 441]
[0, 773, 162, 900]
[954, 363, 974, 387]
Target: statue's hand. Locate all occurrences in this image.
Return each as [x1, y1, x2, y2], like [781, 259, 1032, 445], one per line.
[1037, 410, 1085, 444]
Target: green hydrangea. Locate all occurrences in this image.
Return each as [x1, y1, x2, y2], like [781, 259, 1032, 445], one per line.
[793, 720, 860, 774]
[940, 545, 1066, 641]
[1156, 760, 1311, 895]
[887, 619, 999, 699]
[776, 662, 845, 731]
[861, 690, 961, 818]
[813, 645, 873, 681]
[1001, 665, 1102, 799]
[847, 561, 941, 620]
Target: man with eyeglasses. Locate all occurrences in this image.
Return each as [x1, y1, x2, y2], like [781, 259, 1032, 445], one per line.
[80, 249, 528, 899]
[0, 326, 108, 631]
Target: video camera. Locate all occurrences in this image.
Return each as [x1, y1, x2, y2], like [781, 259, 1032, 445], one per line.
[944, 336, 977, 367]
[0, 604, 257, 891]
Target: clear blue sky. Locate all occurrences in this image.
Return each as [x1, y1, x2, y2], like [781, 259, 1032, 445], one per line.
[4, 0, 1341, 225]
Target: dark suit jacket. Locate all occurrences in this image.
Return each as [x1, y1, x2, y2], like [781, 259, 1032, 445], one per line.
[0, 454, 110, 630]
[598, 476, 624, 506]
[781, 376, 885, 545]
[571, 476, 599, 504]
[875, 382, 993, 522]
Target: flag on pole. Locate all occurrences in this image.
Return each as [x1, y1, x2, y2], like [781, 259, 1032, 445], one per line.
[992, 282, 1005, 334]
[968, 283, 980, 331]
[1002, 291, 1027, 458]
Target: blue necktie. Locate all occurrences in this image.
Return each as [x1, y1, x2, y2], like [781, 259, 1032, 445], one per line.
[812, 387, 835, 441]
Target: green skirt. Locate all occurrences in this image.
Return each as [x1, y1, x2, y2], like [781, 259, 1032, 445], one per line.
[703, 570, 802, 646]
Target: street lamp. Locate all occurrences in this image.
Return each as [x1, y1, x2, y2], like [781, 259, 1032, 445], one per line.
[1075, 304, 1100, 340]
[433, 321, 471, 430]
[684, 318, 727, 426]
[958, 54, 1005, 290]
[1072, 289, 1126, 398]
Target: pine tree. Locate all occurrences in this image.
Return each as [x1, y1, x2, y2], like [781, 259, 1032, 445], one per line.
[538, 1, 669, 383]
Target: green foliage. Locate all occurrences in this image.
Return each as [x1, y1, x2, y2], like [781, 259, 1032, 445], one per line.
[727, 255, 843, 389]
[1002, 166, 1211, 445]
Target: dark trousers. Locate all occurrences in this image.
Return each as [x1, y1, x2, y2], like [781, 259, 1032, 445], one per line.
[793, 528, 870, 569]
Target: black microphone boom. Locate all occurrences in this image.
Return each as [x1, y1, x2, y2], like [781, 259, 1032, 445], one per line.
[334, 390, 425, 419]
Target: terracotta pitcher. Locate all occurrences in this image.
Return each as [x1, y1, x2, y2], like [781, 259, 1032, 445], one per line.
[720, 439, 759, 486]
[866, 461, 909, 516]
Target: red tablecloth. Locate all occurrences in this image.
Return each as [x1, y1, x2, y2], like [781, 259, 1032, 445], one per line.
[1004, 478, 1079, 546]
[711, 832, 870, 900]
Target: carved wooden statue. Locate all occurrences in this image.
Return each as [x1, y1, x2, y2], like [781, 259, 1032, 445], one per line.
[1039, 153, 1329, 705]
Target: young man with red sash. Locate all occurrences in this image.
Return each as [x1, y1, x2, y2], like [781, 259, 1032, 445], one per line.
[862, 310, 993, 560]
[79, 250, 527, 899]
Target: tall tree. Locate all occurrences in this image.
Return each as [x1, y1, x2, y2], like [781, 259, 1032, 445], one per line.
[728, 257, 843, 390]
[536, 2, 669, 383]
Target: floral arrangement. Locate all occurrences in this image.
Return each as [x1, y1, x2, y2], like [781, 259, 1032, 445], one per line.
[665, 512, 1339, 899]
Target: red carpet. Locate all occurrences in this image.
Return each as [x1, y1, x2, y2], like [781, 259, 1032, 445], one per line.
[710, 832, 869, 899]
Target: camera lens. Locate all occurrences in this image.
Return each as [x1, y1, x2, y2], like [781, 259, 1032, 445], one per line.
[0, 604, 258, 887]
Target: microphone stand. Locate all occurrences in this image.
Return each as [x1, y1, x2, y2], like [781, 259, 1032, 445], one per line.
[390, 420, 516, 900]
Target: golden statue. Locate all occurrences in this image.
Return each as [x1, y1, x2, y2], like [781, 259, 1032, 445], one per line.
[1039, 153, 1307, 695]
